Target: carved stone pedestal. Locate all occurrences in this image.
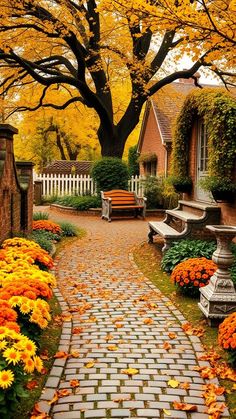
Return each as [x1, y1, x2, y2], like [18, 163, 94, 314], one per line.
[198, 225, 236, 326]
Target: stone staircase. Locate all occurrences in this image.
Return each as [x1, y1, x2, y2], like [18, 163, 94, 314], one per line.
[148, 200, 221, 252]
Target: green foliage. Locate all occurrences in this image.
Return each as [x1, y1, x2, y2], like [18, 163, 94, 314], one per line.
[54, 195, 101, 210]
[170, 176, 193, 193]
[128, 145, 140, 176]
[29, 230, 55, 253]
[58, 222, 78, 237]
[91, 157, 129, 192]
[32, 212, 49, 221]
[142, 176, 163, 209]
[172, 89, 236, 181]
[161, 239, 217, 273]
[199, 176, 236, 193]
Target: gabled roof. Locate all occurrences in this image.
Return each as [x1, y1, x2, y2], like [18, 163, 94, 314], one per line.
[42, 160, 92, 175]
[137, 80, 221, 152]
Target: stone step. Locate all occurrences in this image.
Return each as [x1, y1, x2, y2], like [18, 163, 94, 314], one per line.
[166, 209, 202, 222]
[148, 221, 184, 238]
[178, 200, 220, 212]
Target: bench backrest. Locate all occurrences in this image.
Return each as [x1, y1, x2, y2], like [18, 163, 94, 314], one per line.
[102, 190, 136, 206]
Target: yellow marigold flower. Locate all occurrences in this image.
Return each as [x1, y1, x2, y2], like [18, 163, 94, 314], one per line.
[23, 339, 37, 356]
[0, 369, 14, 389]
[0, 340, 7, 350]
[3, 348, 21, 365]
[19, 303, 31, 314]
[20, 352, 30, 362]
[33, 355, 43, 373]
[38, 318, 48, 329]
[9, 296, 22, 307]
[23, 358, 35, 373]
[30, 313, 40, 324]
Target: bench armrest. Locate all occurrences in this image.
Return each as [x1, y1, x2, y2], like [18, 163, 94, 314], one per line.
[101, 192, 112, 221]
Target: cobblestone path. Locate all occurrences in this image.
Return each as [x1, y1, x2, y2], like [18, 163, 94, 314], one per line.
[38, 210, 228, 419]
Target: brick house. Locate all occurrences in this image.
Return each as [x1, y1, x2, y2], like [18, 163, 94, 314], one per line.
[0, 124, 34, 243]
[138, 78, 236, 247]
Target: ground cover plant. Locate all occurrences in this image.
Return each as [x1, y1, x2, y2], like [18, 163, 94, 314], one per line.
[52, 195, 101, 210]
[133, 241, 236, 417]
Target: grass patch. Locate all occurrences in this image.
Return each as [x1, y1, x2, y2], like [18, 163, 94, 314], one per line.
[133, 240, 236, 416]
[14, 295, 62, 419]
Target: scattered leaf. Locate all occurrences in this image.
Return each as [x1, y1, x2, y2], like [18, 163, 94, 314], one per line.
[73, 327, 84, 335]
[168, 379, 179, 388]
[173, 401, 197, 412]
[70, 379, 80, 388]
[143, 318, 154, 325]
[85, 361, 95, 368]
[70, 350, 80, 358]
[54, 351, 70, 359]
[168, 332, 177, 339]
[26, 380, 38, 390]
[180, 382, 190, 390]
[163, 342, 171, 350]
[107, 345, 118, 351]
[122, 368, 139, 376]
[163, 408, 172, 416]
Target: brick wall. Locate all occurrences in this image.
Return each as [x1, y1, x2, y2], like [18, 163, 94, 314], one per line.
[139, 106, 170, 176]
[0, 124, 34, 243]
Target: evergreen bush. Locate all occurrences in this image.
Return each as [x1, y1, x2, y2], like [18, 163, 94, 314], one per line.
[91, 157, 129, 192]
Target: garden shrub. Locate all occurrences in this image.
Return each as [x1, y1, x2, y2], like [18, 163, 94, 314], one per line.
[91, 157, 129, 192]
[171, 257, 217, 297]
[218, 312, 236, 366]
[142, 176, 163, 209]
[54, 195, 101, 210]
[59, 222, 78, 237]
[128, 145, 140, 177]
[161, 239, 217, 273]
[33, 211, 49, 221]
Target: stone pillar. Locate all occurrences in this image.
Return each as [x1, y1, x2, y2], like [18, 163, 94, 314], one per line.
[34, 180, 43, 205]
[198, 225, 236, 326]
[0, 124, 19, 242]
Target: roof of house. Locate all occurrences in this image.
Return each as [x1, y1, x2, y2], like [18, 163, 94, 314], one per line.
[42, 160, 92, 175]
[138, 79, 230, 151]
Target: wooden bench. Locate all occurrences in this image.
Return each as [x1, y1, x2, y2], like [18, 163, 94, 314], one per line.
[101, 189, 146, 222]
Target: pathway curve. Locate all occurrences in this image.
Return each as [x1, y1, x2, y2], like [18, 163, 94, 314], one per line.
[38, 209, 228, 419]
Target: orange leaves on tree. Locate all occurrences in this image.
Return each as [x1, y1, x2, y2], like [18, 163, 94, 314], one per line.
[173, 401, 197, 412]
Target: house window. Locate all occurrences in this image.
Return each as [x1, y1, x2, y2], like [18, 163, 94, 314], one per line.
[198, 119, 208, 172]
[143, 159, 157, 176]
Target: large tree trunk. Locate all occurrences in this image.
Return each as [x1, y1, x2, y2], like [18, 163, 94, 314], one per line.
[98, 125, 126, 158]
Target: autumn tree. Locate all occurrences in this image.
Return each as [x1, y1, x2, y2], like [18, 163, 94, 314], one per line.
[0, 0, 235, 158]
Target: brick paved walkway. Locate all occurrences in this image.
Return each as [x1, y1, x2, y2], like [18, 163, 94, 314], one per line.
[38, 209, 228, 419]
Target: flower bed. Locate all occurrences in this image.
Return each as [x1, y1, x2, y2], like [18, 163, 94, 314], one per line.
[0, 236, 56, 416]
[218, 312, 236, 366]
[171, 257, 217, 297]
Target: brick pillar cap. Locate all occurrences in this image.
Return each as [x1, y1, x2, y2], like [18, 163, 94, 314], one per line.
[0, 124, 18, 137]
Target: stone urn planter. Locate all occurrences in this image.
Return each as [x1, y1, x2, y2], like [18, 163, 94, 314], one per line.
[198, 225, 236, 325]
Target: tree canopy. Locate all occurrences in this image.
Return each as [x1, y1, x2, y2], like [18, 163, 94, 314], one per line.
[0, 0, 235, 158]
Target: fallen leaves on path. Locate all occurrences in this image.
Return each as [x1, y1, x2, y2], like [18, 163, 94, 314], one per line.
[30, 403, 49, 419]
[85, 361, 95, 368]
[107, 345, 119, 351]
[163, 342, 172, 350]
[163, 408, 171, 416]
[182, 322, 205, 337]
[72, 327, 84, 334]
[48, 389, 71, 406]
[122, 368, 139, 376]
[143, 318, 154, 325]
[168, 332, 177, 340]
[54, 351, 70, 359]
[70, 379, 80, 388]
[180, 382, 190, 390]
[168, 379, 179, 388]
[173, 401, 197, 412]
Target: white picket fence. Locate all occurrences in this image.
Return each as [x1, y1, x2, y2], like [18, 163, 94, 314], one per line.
[33, 173, 146, 197]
